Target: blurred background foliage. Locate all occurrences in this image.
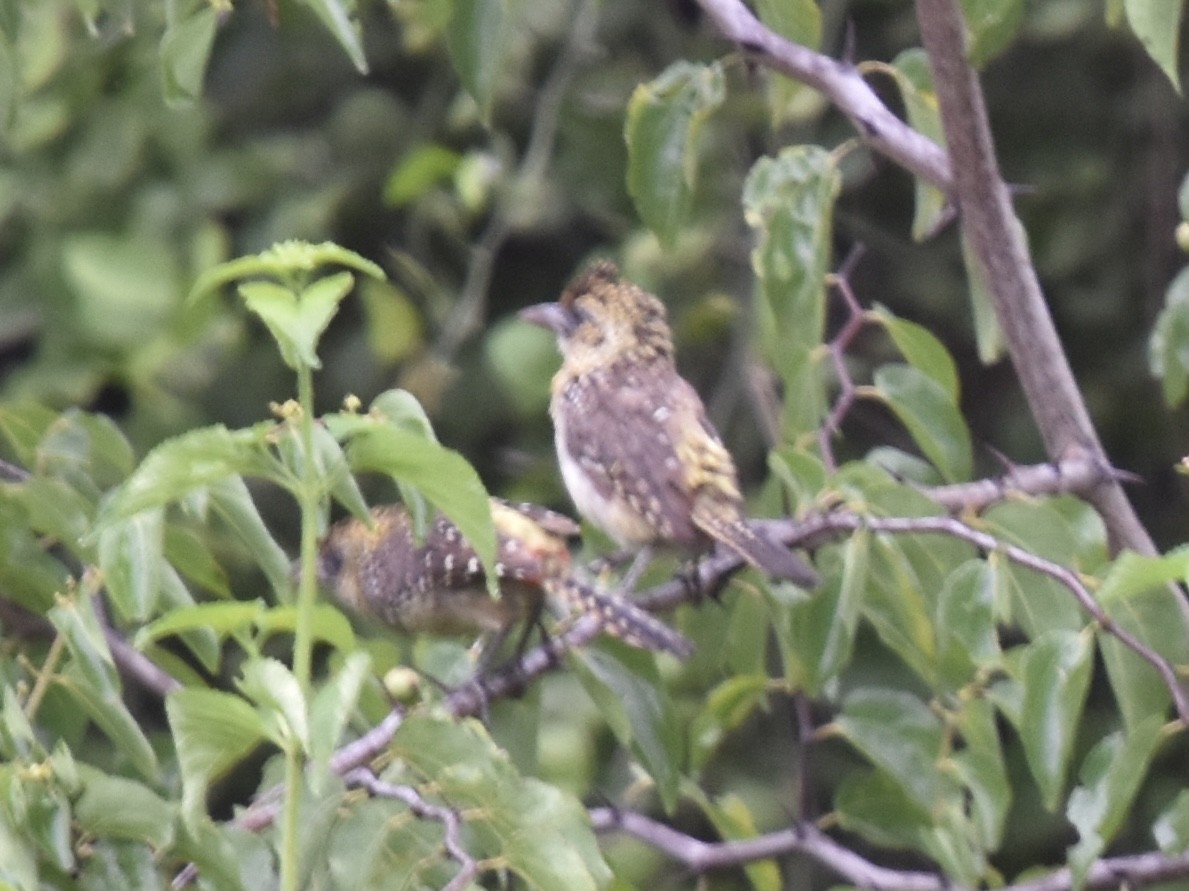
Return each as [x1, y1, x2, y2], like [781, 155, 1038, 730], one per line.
[1, 0, 1188, 887]
[2, 0, 1184, 542]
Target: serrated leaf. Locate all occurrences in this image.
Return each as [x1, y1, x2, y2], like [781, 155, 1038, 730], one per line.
[863, 535, 940, 686]
[445, 0, 507, 121]
[96, 424, 278, 526]
[239, 657, 308, 753]
[97, 509, 163, 620]
[136, 600, 264, 649]
[743, 146, 837, 437]
[834, 688, 948, 816]
[573, 645, 682, 812]
[873, 363, 972, 482]
[871, 305, 960, 400]
[74, 765, 175, 848]
[392, 714, 612, 890]
[207, 475, 293, 602]
[166, 688, 268, 829]
[1019, 630, 1094, 811]
[1066, 715, 1164, 888]
[48, 596, 120, 700]
[160, 5, 217, 106]
[1124, 0, 1183, 92]
[835, 768, 932, 848]
[238, 271, 353, 371]
[57, 663, 158, 781]
[625, 61, 725, 246]
[890, 50, 948, 240]
[308, 651, 370, 783]
[344, 422, 495, 592]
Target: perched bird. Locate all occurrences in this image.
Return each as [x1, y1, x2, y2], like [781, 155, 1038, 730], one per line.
[519, 261, 818, 589]
[316, 498, 693, 658]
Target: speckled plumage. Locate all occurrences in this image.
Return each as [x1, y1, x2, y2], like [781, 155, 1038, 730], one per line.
[316, 497, 692, 657]
[520, 261, 819, 588]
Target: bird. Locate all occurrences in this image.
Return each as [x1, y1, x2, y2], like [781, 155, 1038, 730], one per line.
[315, 497, 693, 659]
[519, 260, 819, 590]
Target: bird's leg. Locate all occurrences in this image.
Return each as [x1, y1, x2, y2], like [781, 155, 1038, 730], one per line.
[615, 545, 655, 597]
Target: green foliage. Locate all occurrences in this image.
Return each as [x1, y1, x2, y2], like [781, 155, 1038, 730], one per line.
[0, 1, 1188, 890]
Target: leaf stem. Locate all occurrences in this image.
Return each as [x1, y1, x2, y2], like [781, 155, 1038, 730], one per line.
[281, 361, 320, 891]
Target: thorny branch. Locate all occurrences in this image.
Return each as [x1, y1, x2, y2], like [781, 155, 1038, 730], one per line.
[590, 807, 1189, 891]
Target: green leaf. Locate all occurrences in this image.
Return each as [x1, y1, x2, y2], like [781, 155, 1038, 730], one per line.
[1097, 553, 1189, 729]
[779, 529, 866, 694]
[871, 305, 960, 401]
[159, 5, 217, 107]
[834, 688, 948, 817]
[572, 644, 682, 812]
[74, 765, 175, 848]
[392, 715, 612, 890]
[1150, 269, 1189, 405]
[863, 535, 940, 686]
[743, 146, 837, 437]
[936, 560, 1000, 691]
[255, 604, 358, 655]
[57, 663, 159, 781]
[1155, 789, 1189, 853]
[950, 698, 1010, 849]
[297, 0, 368, 73]
[1066, 715, 1164, 888]
[188, 240, 384, 305]
[208, 475, 294, 603]
[239, 657, 308, 753]
[872, 363, 972, 482]
[1018, 630, 1094, 811]
[48, 596, 120, 700]
[136, 600, 265, 649]
[384, 144, 462, 206]
[961, 229, 1006, 363]
[689, 789, 783, 891]
[343, 420, 495, 592]
[61, 232, 179, 349]
[835, 768, 931, 849]
[890, 50, 948, 240]
[96, 424, 278, 525]
[97, 509, 163, 620]
[1124, 0, 1183, 92]
[689, 674, 770, 772]
[166, 688, 268, 829]
[239, 271, 354, 371]
[960, 0, 1025, 67]
[309, 651, 371, 783]
[625, 61, 725, 246]
[445, 0, 507, 121]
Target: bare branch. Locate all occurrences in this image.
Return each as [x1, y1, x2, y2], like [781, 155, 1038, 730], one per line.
[343, 768, 480, 891]
[590, 808, 1189, 891]
[693, 0, 952, 190]
[912, 0, 1160, 559]
[917, 452, 1129, 513]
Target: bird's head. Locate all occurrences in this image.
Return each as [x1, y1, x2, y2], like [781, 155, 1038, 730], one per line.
[519, 261, 675, 370]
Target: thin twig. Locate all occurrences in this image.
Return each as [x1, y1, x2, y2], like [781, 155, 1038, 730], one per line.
[343, 768, 480, 891]
[590, 807, 1189, 891]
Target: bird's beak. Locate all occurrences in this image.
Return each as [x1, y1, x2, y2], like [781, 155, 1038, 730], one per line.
[519, 302, 573, 337]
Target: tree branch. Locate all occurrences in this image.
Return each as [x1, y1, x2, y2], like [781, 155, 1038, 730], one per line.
[912, 0, 1160, 559]
[590, 807, 1189, 891]
[693, 0, 952, 190]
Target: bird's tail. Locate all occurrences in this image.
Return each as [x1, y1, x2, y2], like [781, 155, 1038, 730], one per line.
[546, 576, 695, 658]
[693, 507, 819, 588]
